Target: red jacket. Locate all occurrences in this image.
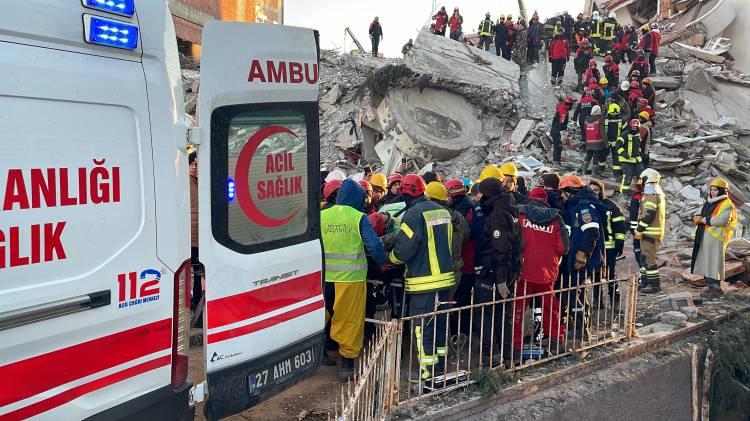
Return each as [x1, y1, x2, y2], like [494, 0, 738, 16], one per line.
[518, 204, 569, 284]
[651, 31, 661, 56]
[433, 11, 448, 32]
[549, 38, 570, 60]
[449, 16, 462, 32]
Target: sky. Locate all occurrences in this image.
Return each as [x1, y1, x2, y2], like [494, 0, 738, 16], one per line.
[285, 0, 585, 57]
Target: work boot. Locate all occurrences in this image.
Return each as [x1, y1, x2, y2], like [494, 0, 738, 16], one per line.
[700, 286, 723, 299]
[321, 350, 337, 367]
[640, 278, 661, 294]
[338, 357, 355, 382]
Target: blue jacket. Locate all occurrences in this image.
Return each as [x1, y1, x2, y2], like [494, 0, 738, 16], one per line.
[563, 188, 605, 271]
[336, 179, 386, 266]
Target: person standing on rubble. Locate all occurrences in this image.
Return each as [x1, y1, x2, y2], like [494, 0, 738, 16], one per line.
[503, 15, 517, 61]
[559, 175, 603, 340]
[639, 111, 653, 168]
[549, 30, 570, 87]
[634, 168, 666, 293]
[551, 96, 576, 165]
[636, 98, 656, 126]
[449, 8, 464, 41]
[582, 105, 607, 177]
[616, 119, 644, 194]
[590, 11, 603, 55]
[561, 11, 575, 44]
[648, 23, 661, 75]
[604, 103, 625, 181]
[574, 40, 593, 91]
[608, 81, 631, 124]
[602, 12, 618, 56]
[478, 13, 494, 52]
[588, 77, 606, 105]
[369, 17, 383, 57]
[641, 77, 656, 108]
[474, 176, 523, 367]
[603, 55, 620, 89]
[574, 87, 600, 143]
[513, 187, 569, 356]
[426, 181, 470, 292]
[588, 180, 626, 308]
[527, 12, 543, 64]
[321, 179, 386, 380]
[638, 25, 653, 74]
[388, 174, 456, 383]
[432, 6, 449, 36]
[629, 53, 649, 81]
[691, 178, 738, 297]
[512, 18, 529, 65]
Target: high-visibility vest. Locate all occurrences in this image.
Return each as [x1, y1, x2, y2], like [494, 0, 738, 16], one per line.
[603, 22, 616, 40]
[479, 19, 493, 36]
[591, 20, 602, 37]
[617, 133, 642, 163]
[705, 198, 737, 244]
[321, 205, 368, 282]
[638, 193, 666, 240]
[604, 117, 623, 145]
[604, 209, 626, 249]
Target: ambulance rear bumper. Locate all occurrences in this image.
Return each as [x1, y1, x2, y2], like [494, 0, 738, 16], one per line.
[85, 381, 195, 421]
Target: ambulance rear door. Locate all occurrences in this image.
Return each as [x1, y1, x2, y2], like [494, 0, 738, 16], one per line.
[197, 22, 324, 420]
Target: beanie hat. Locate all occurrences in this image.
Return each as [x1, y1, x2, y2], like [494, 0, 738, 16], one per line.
[542, 173, 561, 190]
[528, 187, 549, 205]
[478, 177, 503, 198]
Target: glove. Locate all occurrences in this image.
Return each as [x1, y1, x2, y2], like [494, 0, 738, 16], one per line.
[574, 250, 588, 270]
[634, 231, 643, 240]
[496, 282, 511, 299]
[693, 215, 703, 225]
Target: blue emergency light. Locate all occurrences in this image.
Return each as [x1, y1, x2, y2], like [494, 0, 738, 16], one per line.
[84, 15, 139, 50]
[228, 178, 236, 202]
[82, 0, 135, 17]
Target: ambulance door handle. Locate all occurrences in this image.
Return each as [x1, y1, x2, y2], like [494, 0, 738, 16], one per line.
[0, 290, 111, 331]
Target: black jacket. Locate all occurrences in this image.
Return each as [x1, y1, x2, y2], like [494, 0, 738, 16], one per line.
[479, 190, 523, 284]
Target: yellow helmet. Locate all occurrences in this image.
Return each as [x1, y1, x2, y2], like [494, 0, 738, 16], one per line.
[478, 164, 502, 182]
[499, 162, 519, 179]
[642, 24, 650, 31]
[608, 103, 620, 114]
[370, 172, 388, 190]
[426, 181, 449, 202]
[638, 111, 650, 121]
[709, 178, 729, 190]
[599, 76, 608, 85]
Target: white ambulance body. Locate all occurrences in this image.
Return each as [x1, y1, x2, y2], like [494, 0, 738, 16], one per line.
[0, 1, 323, 420]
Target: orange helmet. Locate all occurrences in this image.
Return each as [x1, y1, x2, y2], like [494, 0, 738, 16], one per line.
[559, 175, 585, 190]
[401, 174, 427, 197]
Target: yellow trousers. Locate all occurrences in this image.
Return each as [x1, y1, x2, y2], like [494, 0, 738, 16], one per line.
[325, 281, 366, 359]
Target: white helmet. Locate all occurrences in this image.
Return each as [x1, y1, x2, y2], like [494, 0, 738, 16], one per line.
[609, 12, 616, 19]
[592, 11, 599, 17]
[325, 169, 346, 182]
[640, 168, 661, 184]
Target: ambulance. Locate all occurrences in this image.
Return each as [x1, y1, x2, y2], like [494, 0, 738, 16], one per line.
[0, 1, 324, 420]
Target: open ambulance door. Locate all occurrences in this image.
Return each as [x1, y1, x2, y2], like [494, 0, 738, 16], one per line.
[197, 21, 324, 420]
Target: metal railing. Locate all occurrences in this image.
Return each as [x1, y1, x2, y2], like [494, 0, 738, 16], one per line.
[337, 274, 639, 420]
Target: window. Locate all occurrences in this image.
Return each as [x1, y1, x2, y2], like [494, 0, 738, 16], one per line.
[211, 103, 320, 253]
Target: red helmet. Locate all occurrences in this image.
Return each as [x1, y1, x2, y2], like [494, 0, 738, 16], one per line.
[564, 95, 577, 104]
[400, 174, 427, 197]
[358, 179, 373, 192]
[604, 55, 613, 63]
[387, 173, 403, 187]
[323, 179, 342, 200]
[444, 179, 467, 197]
[630, 118, 640, 128]
[637, 97, 648, 106]
[589, 59, 597, 67]
[630, 81, 640, 89]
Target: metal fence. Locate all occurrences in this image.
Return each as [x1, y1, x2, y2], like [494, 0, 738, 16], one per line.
[337, 275, 639, 420]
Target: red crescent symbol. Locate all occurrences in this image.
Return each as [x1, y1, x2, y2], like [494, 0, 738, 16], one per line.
[235, 125, 302, 228]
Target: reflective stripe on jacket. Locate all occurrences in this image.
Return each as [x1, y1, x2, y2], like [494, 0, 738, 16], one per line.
[616, 131, 642, 163]
[322, 205, 367, 282]
[706, 198, 737, 243]
[637, 192, 666, 240]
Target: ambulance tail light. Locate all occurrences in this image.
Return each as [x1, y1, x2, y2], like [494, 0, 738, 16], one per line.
[171, 259, 191, 387]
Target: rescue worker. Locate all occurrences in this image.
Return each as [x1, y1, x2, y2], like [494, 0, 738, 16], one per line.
[648, 23, 661, 75]
[691, 178, 738, 297]
[574, 40, 594, 91]
[616, 119, 644, 194]
[369, 17, 383, 57]
[600, 77, 611, 101]
[602, 12, 618, 55]
[502, 15, 517, 61]
[608, 80, 631, 124]
[549, 30, 570, 86]
[641, 77, 656, 108]
[629, 177, 645, 284]
[511, 18, 529, 66]
[445, 179, 477, 320]
[369, 173, 388, 208]
[474, 177, 523, 367]
[639, 111, 653, 168]
[527, 13, 543, 64]
[634, 168, 666, 293]
[513, 187, 569, 355]
[573, 87, 600, 143]
[588, 180, 626, 307]
[478, 13, 494, 51]
[604, 103, 625, 181]
[494, 15, 506, 56]
[636, 98, 656, 125]
[499, 162, 526, 203]
[542, 172, 565, 210]
[561, 11, 575, 43]
[426, 181, 470, 293]
[603, 55, 620, 89]
[627, 81, 643, 112]
[626, 25, 638, 63]
[583, 60, 602, 89]
[322, 179, 386, 380]
[551, 96, 577, 164]
[401, 39, 414, 58]
[432, 6, 449, 36]
[588, 77, 606, 105]
[560, 175, 603, 339]
[322, 179, 343, 210]
[359, 180, 377, 214]
[448, 8, 464, 41]
[628, 53, 649, 81]
[590, 11, 603, 55]
[574, 13, 588, 37]
[582, 105, 607, 176]
[388, 174, 456, 382]
[382, 173, 403, 205]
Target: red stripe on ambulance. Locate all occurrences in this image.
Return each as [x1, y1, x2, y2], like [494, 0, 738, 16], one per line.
[207, 300, 324, 344]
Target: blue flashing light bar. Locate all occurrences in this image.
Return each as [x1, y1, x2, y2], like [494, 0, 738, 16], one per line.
[82, 0, 135, 17]
[228, 178, 236, 202]
[85, 15, 139, 50]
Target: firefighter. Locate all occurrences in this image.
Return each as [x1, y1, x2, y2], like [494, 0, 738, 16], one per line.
[426, 181, 470, 292]
[478, 12, 494, 51]
[588, 77, 606, 105]
[588, 180, 627, 307]
[616, 119, 644, 194]
[321, 179, 386, 380]
[322, 179, 342, 210]
[369, 172, 388, 208]
[639, 111, 653, 168]
[551, 96, 576, 164]
[691, 178, 738, 297]
[629, 177, 645, 285]
[590, 11, 603, 55]
[549, 30, 570, 86]
[573, 87, 600, 143]
[600, 77, 611, 101]
[608, 80, 631, 123]
[627, 81, 643, 114]
[513, 187, 569, 355]
[634, 168, 666, 293]
[648, 23, 661, 75]
[388, 174, 456, 382]
[602, 12, 618, 55]
[499, 162, 526, 203]
[559, 175, 603, 340]
[431, 6, 449, 36]
[474, 177, 523, 367]
[582, 105, 607, 176]
[603, 55, 620, 89]
[604, 103, 625, 181]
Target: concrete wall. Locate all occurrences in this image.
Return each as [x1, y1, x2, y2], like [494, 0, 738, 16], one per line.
[722, 0, 750, 73]
[169, 0, 284, 45]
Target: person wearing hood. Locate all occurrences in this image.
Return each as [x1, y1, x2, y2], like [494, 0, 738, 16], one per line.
[388, 174, 456, 383]
[551, 96, 576, 164]
[582, 105, 607, 176]
[560, 175, 604, 340]
[513, 188, 569, 356]
[628, 53, 649, 82]
[603, 55, 620, 89]
[321, 179, 386, 380]
[474, 177, 523, 367]
[588, 180, 627, 308]
[691, 178, 738, 297]
[634, 168, 666, 293]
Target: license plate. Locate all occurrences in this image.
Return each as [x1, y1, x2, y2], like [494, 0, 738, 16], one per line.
[248, 347, 315, 396]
